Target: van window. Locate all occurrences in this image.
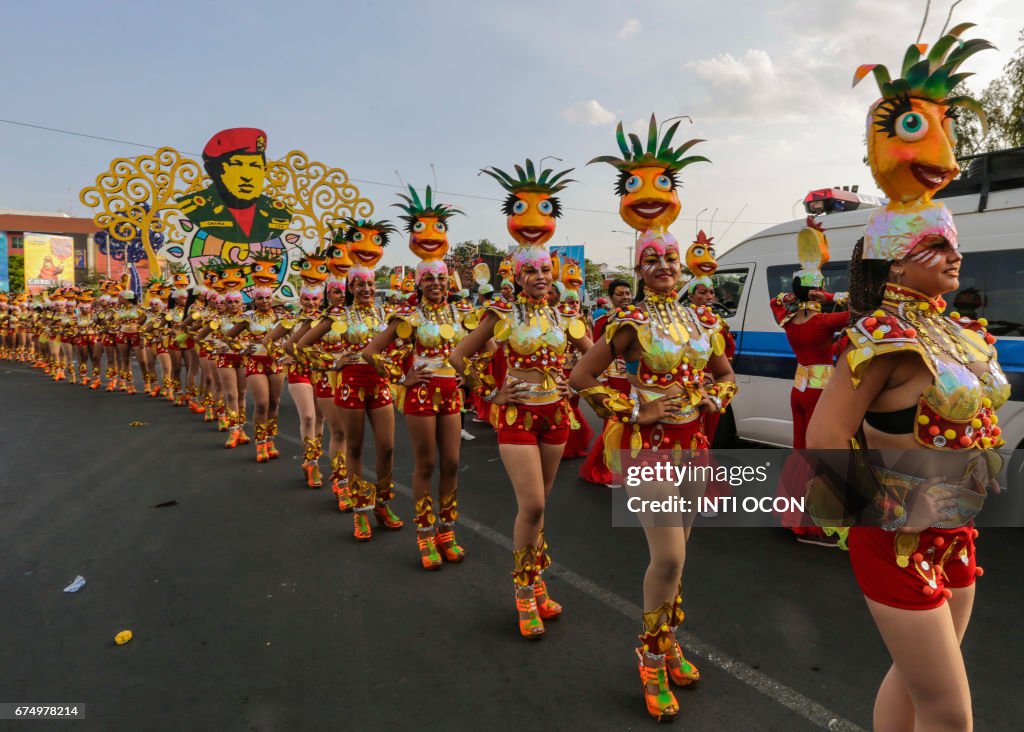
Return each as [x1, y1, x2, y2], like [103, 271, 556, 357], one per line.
[709, 268, 749, 318]
[766, 262, 851, 300]
[948, 250, 1024, 336]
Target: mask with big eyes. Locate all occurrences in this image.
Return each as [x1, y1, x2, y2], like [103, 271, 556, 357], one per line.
[324, 241, 353, 278]
[589, 115, 708, 233]
[393, 186, 461, 263]
[219, 265, 248, 292]
[407, 217, 449, 260]
[497, 255, 514, 282]
[853, 23, 993, 205]
[504, 192, 558, 246]
[560, 258, 583, 290]
[617, 167, 680, 232]
[346, 227, 387, 267]
[685, 230, 718, 277]
[250, 255, 283, 287]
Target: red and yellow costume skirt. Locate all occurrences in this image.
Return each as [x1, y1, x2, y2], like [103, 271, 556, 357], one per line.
[215, 353, 243, 369]
[334, 363, 393, 410]
[312, 369, 334, 398]
[399, 376, 463, 417]
[115, 332, 141, 347]
[75, 334, 99, 347]
[245, 355, 283, 377]
[169, 336, 195, 351]
[494, 396, 572, 446]
[848, 526, 978, 611]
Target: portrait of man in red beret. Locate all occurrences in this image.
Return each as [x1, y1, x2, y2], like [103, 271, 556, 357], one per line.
[177, 127, 294, 244]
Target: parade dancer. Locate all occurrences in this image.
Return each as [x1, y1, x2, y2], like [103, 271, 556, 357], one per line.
[452, 159, 591, 638]
[808, 24, 1003, 731]
[769, 219, 849, 544]
[266, 247, 329, 487]
[197, 262, 250, 448]
[363, 185, 469, 569]
[578, 278, 633, 485]
[574, 116, 735, 722]
[226, 253, 286, 462]
[300, 218, 402, 540]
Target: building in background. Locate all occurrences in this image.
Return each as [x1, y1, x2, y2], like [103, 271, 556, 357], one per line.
[0, 211, 100, 292]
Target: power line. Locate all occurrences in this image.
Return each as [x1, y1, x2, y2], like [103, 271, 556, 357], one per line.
[0, 117, 781, 226]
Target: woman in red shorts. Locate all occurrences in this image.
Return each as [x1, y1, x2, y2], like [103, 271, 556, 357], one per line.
[573, 117, 734, 722]
[227, 282, 285, 462]
[300, 218, 401, 540]
[364, 185, 468, 569]
[266, 248, 329, 487]
[197, 264, 250, 449]
[808, 26, 1004, 731]
[452, 159, 591, 639]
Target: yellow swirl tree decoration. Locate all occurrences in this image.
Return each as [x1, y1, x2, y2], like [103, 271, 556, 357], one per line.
[264, 150, 375, 244]
[80, 147, 204, 276]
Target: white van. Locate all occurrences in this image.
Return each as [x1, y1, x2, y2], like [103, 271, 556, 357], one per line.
[710, 150, 1024, 469]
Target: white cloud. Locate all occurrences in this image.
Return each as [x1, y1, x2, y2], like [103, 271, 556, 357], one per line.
[561, 99, 617, 126]
[617, 18, 641, 39]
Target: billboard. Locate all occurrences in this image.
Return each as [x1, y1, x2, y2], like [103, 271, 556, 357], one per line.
[0, 232, 8, 292]
[24, 233, 75, 293]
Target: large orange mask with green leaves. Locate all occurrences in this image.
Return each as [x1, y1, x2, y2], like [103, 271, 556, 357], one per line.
[481, 160, 573, 248]
[590, 115, 708, 233]
[854, 23, 993, 205]
[392, 186, 462, 262]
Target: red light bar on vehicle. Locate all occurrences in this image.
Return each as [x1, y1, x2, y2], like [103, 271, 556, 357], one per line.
[803, 187, 885, 215]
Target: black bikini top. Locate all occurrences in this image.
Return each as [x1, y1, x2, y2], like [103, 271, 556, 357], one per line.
[863, 405, 917, 435]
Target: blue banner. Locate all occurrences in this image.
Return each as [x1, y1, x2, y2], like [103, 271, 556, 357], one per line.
[0, 232, 8, 292]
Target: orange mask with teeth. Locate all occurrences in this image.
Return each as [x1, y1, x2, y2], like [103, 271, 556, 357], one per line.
[219, 264, 248, 291]
[854, 23, 993, 206]
[619, 166, 681, 231]
[560, 258, 583, 291]
[506, 192, 557, 246]
[685, 230, 718, 277]
[408, 216, 449, 260]
[325, 241, 353, 279]
[250, 257, 282, 287]
[295, 251, 330, 286]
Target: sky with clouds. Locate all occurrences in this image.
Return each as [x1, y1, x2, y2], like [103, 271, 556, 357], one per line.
[1, 0, 1022, 272]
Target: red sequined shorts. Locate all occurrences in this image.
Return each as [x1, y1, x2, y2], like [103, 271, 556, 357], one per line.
[334, 364, 393, 410]
[848, 526, 978, 611]
[169, 337, 195, 351]
[100, 334, 116, 348]
[115, 332, 141, 347]
[75, 334, 98, 347]
[245, 355, 283, 377]
[495, 399, 571, 446]
[401, 376, 463, 417]
[618, 419, 709, 453]
[312, 370, 334, 399]
[216, 353, 243, 369]
[287, 365, 312, 386]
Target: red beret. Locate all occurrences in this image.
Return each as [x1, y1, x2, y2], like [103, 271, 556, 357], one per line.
[202, 127, 267, 159]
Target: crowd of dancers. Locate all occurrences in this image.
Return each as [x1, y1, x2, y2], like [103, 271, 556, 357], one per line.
[0, 21, 1013, 728]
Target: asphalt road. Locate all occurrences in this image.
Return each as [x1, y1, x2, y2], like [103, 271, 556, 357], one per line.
[1, 362, 1021, 731]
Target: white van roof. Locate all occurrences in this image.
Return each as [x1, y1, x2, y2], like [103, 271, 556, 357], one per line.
[720, 186, 1024, 261]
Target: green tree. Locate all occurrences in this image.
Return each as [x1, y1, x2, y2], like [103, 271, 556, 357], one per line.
[954, 28, 1024, 156]
[8, 255, 24, 292]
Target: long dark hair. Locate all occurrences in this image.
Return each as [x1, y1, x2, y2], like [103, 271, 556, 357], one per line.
[848, 237, 893, 322]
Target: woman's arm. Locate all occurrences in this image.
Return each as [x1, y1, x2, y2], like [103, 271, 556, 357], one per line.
[805, 347, 896, 449]
[569, 329, 624, 391]
[296, 317, 331, 348]
[361, 320, 400, 363]
[449, 312, 498, 376]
